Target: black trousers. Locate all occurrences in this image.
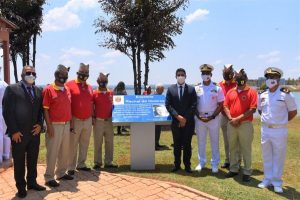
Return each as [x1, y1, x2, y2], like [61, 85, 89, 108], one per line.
[11, 133, 40, 191]
[155, 125, 161, 146]
[171, 122, 194, 168]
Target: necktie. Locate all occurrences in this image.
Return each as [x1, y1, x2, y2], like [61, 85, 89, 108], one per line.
[26, 87, 34, 104]
[179, 86, 183, 100]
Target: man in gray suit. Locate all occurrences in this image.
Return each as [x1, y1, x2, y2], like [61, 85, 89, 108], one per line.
[3, 66, 45, 198]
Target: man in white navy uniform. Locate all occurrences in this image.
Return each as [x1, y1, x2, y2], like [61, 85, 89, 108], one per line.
[257, 67, 297, 193]
[194, 64, 224, 173]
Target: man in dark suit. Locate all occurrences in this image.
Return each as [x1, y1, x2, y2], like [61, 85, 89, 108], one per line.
[165, 68, 197, 173]
[3, 66, 46, 198]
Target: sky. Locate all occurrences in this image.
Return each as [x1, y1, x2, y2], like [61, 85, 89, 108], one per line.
[2, 0, 300, 86]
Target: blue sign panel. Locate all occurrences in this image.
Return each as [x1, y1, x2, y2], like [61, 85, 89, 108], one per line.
[112, 95, 172, 122]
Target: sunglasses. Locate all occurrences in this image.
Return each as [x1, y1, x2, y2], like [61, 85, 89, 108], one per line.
[25, 72, 36, 76]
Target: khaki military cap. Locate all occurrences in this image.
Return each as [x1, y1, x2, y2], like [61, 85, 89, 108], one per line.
[264, 67, 283, 77]
[199, 64, 214, 72]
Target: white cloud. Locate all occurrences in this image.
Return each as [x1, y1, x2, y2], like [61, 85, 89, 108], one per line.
[214, 59, 223, 65]
[295, 55, 300, 61]
[42, 0, 98, 32]
[59, 47, 94, 65]
[257, 51, 281, 63]
[102, 51, 122, 58]
[185, 9, 209, 24]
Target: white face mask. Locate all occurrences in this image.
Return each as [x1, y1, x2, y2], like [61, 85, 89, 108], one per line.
[24, 75, 36, 84]
[177, 76, 185, 85]
[201, 75, 211, 82]
[266, 79, 278, 89]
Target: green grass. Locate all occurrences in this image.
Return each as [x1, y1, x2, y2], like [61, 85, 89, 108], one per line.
[38, 117, 300, 200]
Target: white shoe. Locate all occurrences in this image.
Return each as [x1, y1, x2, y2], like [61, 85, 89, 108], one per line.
[258, 182, 270, 189]
[195, 164, 203, 172]
[212, 166, 218, 173]
[274, 186, 283, 193]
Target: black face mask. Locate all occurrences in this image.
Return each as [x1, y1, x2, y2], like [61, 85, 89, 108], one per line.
[236, 78, 246, 86]
[97, 79, 108, 88]
[77, 72, 89, 81]
[56, 76, 68, 84]
[223, 73, 233, 81]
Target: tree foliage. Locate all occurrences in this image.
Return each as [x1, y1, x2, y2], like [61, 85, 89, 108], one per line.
[0, 0, 45, 82]
[95, 0, 188, 94]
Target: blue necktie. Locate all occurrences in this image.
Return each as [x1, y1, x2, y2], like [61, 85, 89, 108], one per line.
[27, 87, 34, 104]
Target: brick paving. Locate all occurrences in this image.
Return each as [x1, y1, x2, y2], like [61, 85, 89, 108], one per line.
[0, 164, 219, 200]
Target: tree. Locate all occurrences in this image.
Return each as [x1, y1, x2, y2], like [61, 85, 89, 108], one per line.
[0, 0, 45, 82]
[94, 0, 188, 94]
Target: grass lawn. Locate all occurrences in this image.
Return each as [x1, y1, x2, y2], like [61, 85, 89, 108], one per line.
[38, 117, 300, 200]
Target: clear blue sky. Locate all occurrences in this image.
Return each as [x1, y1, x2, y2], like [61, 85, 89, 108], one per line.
[5, 0, 300, 86]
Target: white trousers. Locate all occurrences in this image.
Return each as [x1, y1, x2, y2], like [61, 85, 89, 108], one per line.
[261, 126, 287, 187]
[0, 117, 10, 163]
[195, 116, 220, 167]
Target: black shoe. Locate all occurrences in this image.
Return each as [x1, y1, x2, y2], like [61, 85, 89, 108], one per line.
[117, 131, 122, 135]
[171, 166, 181, 172]
[57, 174, 74, 180]
[155, 145, 163, 151]
[104, 164, 118, 168]
[121, 128, 129, 132]
[242, 174, 251, 182]
[16, 189, 27, 198]
[45, 180, 60, 187]
[76, 166, 91, 171]
[27, 183, 46, 191]
[185, 167, 193, 173]
[67, 170, 75, 176]
[221, 163, 230, 169]
[225, 171, 239, 178]
[93, 164, 101, 171]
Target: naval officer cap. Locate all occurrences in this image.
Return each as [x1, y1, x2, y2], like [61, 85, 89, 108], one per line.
[199, 64, 214, 72]
[264, 67, 283, 78]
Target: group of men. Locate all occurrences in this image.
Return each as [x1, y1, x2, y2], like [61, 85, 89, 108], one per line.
[165, 65, 297, 194]
[0, 63, 297, 198]
[2, 64, 117, 198]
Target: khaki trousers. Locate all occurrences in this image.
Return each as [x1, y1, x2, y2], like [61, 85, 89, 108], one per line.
[93, 119, 114, 166]
[69, 117, 92, 170]
[220, 115, 242, 164]
[228, 121, 253, 175]
[44, 123, 70, 181]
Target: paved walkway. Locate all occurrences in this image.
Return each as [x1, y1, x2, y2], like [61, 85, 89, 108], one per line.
[0, 164, 219, 200]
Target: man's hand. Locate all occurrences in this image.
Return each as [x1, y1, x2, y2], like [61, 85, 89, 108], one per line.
[46, 124, 54, 138]
[177, 115, 186, 127]
[12, 132, 23, 143]
[32, 124, 41, 136]
[230, 117, 240, 127]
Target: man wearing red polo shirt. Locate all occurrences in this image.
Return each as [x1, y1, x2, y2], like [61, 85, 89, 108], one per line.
[224, 69, 257, 182]
[43, 65, 73, 187]
[93, 72, 117, 171]
[66, 63, 93, 175]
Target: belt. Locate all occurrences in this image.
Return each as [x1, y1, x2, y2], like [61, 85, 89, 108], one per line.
[262, 123, 287, 129]
[73, 117, 90, 121]
[51, 121, 69, 125]
[96, 118, 111, 121]
[199, 111, 214, 117]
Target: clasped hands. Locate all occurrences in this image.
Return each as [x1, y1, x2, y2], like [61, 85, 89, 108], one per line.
[12, 124, 42, 143]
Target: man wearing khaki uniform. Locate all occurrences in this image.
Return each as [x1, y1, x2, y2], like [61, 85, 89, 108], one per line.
[224, 69, 257, 182]
[93, 73, 118, 171]
[66, 63, 93, 175]
[43, 65, 73, 187]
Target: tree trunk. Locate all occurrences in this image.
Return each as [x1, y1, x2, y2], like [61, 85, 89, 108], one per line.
[32, 33, 37, 67]
[136, 42, 142, 95]
[131, 45, 138, 95]
[26, 39, 30, 65]
[12, 52, 19, 83]
[143, 50, 150, 89]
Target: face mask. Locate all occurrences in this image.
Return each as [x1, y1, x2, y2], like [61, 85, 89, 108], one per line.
[201, 75, 211, 82]
[176, 76, 185, 85]
[236, 78, 246, 86]
[57, 76, 68, 84]
[223, 73, 233, 81]
[24, 75, 36, 84]
[77, 73, 89, 81]
[266, 79, 277, 89]
[98, 80, 108, 88]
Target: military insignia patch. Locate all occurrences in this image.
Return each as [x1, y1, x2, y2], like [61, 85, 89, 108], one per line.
[280, 87, 290, 94]
[241, 95, 247, 101]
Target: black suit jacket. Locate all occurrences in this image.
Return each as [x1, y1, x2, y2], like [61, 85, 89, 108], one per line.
[165, 84, 197, 125]
[2, 82, 43, 137]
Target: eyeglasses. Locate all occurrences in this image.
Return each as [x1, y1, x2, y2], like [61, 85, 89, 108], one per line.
[25, 72, 36, 76]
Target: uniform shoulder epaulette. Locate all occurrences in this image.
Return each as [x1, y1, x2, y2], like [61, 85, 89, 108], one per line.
[213, 82, 218, 85]
[280, 87, 290, 94]
[258, 89, 267, 94]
